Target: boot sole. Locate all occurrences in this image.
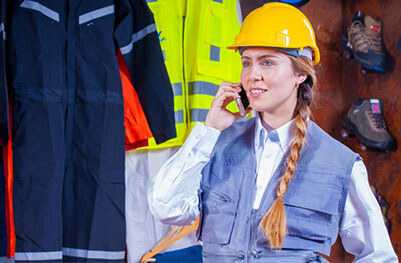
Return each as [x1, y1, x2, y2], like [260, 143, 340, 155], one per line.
[354, 54, 387, 73]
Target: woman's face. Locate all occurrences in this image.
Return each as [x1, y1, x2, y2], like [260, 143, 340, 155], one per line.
[240, 47, 306, 116]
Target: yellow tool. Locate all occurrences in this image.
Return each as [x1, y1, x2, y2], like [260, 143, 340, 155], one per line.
[140, 217, 200, 263]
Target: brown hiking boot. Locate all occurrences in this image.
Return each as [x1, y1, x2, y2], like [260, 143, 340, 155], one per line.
[344, 98, 396, 151]
[343, 11, 390, 73]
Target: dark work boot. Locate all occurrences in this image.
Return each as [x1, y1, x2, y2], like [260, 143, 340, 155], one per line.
[344, 98, 396, 152]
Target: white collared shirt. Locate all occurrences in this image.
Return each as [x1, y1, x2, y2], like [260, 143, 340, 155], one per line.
[253, 116, 293, 209]
[148, 116, 398, 262]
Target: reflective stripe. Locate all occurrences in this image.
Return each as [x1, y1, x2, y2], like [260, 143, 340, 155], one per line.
[120, 24, 157, 55]
[0, 23, 5, 40]
[15, 251, 62, 261]
[172, 83, 183, 96]
[214, 0, 223, 2]
[79, 5, 115, 24]
[175, 110, 184, 123]
[20, 1, 60, 22]
[146, 0, 158, 2]
[63, 248, 125, 260]
[191, 109, 209, 122]
[188, 82, 218, 96]
[210, 45, 220, 61]
[0, 257, 14, 263]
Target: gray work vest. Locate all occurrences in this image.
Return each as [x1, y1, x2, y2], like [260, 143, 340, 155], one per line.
[198, 118, 357, 262]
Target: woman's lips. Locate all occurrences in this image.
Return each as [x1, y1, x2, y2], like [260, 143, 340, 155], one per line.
[249, 88, 268, 97]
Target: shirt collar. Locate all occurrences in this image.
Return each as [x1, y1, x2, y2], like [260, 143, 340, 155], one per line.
[254, 113, 294, 151]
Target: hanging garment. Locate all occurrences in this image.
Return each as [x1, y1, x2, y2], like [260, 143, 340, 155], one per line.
[1, 0, 175, 262]
[0, 104, 15, 260]
[0, 0, 9, 146]
[0, 0, 11, 253]
[124, 0, 242, 261]
[125, 148, 199, 263]
[141, 0, 242, 149]
[1, 148, 8, 259]
[118, 52, 153, 151]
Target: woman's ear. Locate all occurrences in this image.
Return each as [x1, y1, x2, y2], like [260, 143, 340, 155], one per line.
[295, 73, 307, 86]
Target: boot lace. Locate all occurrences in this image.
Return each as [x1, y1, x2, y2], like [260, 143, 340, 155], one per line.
[349, 21, 369, 52]
[368, 110, 385, 129]
[365, 25, 382, 53]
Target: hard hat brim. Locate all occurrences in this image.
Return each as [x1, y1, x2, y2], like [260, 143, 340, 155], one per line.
[227, 44, 320, 65]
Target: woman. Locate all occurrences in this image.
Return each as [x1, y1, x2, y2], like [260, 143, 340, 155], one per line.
[148, 3, 398, 262]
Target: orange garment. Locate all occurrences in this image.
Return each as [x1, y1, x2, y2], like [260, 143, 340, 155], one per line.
[117, 52, 153, 151]
[3, 106, 15, 257]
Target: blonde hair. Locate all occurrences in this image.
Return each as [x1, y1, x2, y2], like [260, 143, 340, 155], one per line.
[259, 56, 317, 249]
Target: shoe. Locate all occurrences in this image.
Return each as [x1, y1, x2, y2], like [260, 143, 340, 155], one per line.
[344, 98, 396, 151]
[343, 11, 391, 73]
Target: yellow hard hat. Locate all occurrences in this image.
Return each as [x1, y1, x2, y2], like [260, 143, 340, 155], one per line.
[228, 2, 320, 64]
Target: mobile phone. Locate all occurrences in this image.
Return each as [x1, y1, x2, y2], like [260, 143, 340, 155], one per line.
[236, 85, 249, 116]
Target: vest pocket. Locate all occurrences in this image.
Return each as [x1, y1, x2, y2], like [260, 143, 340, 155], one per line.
[200, 190, 237, 245]
[283, 179, 343, 242]
[286, 214, 329, 242]
[195, 1, 240, 81]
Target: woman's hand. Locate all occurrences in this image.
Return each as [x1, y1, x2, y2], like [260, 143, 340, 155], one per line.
[205, 82, 246, 131]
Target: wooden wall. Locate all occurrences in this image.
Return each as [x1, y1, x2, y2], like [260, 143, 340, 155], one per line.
[240, 0, 401, 261]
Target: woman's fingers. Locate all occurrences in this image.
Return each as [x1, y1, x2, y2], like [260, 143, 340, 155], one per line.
[205, 82, 244, 131]
[213, 91, 239, 108]
[216, 82, 241, 97]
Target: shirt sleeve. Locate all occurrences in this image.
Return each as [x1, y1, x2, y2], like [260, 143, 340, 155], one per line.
[148, 124, 221, 226]
[340, 160, 398, 262]
[114, 0, 175, 144]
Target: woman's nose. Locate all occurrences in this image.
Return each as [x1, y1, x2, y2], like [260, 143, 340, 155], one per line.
[249, 65, 263, 81]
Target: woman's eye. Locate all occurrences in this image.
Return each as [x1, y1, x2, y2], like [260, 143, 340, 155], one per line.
[262, 60, 273, 66]
[241, 60, 250, 67]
